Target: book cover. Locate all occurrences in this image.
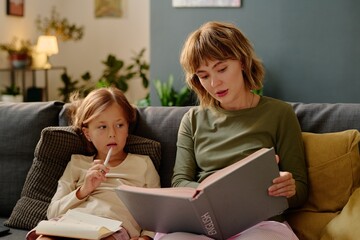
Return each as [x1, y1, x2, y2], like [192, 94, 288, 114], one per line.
[115, 148, 288, 240]
[35, 209, 123, 240]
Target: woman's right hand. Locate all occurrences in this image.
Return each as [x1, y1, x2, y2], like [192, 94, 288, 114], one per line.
[76, 159, 109, 199]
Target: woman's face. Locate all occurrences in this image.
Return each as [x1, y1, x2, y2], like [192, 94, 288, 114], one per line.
[196, 59, 248, 110]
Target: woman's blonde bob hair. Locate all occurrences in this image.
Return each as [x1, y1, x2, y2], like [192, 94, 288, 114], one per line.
[180, 21, 265, 108]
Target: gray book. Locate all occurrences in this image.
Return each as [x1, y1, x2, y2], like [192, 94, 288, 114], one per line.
[115, 148, 288, 240]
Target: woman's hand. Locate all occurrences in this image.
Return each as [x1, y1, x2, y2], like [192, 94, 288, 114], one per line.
[268, 171, 296, 198]
[76, 159, 109, 199]
[268, 154, 296, 198]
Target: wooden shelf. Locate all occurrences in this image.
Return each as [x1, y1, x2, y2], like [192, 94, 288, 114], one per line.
[0, 66, 67, 101]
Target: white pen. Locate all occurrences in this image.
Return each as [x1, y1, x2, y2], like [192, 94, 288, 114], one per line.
[104, 147, 113, 167]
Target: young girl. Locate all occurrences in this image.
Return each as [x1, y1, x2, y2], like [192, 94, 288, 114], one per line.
[28, 87, 160, 240]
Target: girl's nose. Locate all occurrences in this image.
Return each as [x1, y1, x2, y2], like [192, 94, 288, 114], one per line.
[108, 126, 116, 138]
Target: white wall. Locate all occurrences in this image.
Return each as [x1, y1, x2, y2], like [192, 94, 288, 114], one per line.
[0, 0, 149, 103]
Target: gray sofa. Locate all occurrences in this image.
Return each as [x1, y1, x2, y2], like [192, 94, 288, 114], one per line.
[0, 101, 359, 240]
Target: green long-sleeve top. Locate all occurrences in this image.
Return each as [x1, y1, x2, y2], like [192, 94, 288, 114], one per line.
[172, 96, 308, 210]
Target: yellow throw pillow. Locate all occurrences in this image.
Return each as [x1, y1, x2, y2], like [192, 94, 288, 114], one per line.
[286, 129, 360, 240]
[321, 187, 360, 240]
[302, 129, 360, 212]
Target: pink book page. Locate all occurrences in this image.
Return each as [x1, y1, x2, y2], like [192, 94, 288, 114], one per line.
[197, 148, 273, 191]
[117, 184, 196, 198]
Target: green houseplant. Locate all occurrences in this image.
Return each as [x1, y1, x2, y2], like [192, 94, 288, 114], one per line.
[58, 72, 92, 102]
[35, 7, 84, 42]
[58, 49, 149, 102]
[96, 48, 149, 92]
[154, 75, 193, 106]
[1, 83, 23, 102]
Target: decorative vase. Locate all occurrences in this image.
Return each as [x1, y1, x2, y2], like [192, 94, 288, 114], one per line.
[9, 53, 29, 68]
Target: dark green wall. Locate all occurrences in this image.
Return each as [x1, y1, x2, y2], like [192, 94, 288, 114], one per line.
[150, 0, 360, 105]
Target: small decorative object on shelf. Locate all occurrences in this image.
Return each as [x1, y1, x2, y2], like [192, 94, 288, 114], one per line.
[0, 37, 33, 69]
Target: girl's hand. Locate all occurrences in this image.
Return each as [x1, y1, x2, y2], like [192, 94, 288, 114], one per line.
[268, 171, 296, 198]
[76, 159, 109, 199]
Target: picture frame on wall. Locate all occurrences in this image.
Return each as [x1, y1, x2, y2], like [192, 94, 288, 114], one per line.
[94, 0, 122, 18]
[172, 0, 241, 8]
[6, 0, 24, 17]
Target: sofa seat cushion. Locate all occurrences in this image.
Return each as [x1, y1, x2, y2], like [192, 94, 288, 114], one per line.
[286, 129, 360, 240]
[0, 217, 27, 239]
[5, 126, 161, 230]
[0, 101, 64, 218]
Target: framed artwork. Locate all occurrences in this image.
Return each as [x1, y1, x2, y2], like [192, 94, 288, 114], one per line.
[6, 0, 24, 17]
[95, 0, 122, 18]
[172, 0, 241, 8]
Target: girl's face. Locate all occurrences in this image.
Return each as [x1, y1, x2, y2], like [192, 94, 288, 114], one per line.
[82, 102, 129, 164]
[196, 59, 248, 110]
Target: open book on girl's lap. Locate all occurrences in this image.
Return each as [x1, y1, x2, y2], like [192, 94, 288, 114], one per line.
[35, 209, 122, 240]
[116, 148, 288, 240]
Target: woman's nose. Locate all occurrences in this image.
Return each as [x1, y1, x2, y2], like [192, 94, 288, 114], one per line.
[211, 76, 221, 87]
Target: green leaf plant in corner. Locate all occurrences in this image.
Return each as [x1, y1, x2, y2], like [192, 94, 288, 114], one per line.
[154, 75, 193, 106]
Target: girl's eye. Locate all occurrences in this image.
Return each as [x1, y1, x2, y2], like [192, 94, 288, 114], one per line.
[219, 67, 227, 73]
[116, 123, 124, 128]
[98, 125, 106, 130]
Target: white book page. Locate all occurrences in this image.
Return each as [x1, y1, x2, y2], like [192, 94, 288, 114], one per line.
[63, 209, 122, 232]
[36, 221, 110, 240]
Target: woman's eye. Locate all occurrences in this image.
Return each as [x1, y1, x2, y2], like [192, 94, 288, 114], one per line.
[198, 75, 208, 80]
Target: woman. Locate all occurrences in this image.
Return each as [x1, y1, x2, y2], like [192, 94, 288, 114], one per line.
[157, 21, 308, 240]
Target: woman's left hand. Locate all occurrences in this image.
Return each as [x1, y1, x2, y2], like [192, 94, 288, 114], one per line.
[268, 171, 296, 198]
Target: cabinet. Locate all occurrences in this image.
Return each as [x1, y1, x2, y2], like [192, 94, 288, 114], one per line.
[0, 66, 67, 101]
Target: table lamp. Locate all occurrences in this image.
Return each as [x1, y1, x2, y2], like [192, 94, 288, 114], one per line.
[36, 35, 59, 68]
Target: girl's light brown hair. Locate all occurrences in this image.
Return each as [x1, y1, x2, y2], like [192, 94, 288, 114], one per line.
[180, 21, 265, 108]
[69, 87, 136, 134]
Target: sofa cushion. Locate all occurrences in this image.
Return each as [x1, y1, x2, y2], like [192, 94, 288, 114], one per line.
[320, 187, 360, 240]
[133, 106, 191, 187]
[290, 102, 360, 133]
[4, 126, 161, 230]
[286, 129, 360, 240]
[0, 101, 64, 218]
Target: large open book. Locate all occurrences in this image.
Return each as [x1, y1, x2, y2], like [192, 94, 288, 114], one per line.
[115, 148, 288, 240]
[35, 209, 123, 240]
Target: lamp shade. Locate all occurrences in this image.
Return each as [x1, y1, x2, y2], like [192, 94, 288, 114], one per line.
[36, 35, 59, 55]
